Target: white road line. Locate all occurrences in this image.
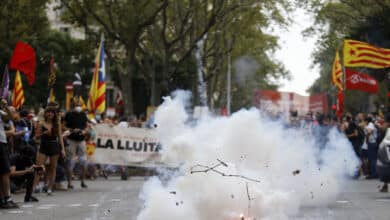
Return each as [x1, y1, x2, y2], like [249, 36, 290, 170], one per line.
[21, 204, 34, 208]
[110, 199, 121, 202]
[68, 203, 82, 207]
[8, 210, 24, 214]
[375, 199, 390, 202]
[336, 200, 350, 204]
[88, 203, 99, 207]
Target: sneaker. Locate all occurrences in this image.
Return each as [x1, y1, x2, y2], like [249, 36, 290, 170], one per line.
[24, 196, 39, 203]
[47, 189, 52, 196]
[379, 185, 388, 193]
[1, 198, 19, 209]
[43, 185, 48, 193]
[81, 182, 88, 188]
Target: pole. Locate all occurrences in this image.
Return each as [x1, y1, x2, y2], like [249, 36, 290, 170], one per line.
[227, 43, 231, 115]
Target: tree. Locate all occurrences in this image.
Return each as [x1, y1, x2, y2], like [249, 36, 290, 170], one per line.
[0, 0, 92, 108]
[59, 0, 292, 115]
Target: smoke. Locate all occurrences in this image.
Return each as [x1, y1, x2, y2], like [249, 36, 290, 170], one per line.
[233, 56, 260, 84]
[137, 91, 359, 220]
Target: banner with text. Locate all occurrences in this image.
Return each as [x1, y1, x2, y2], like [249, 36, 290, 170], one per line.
[86, 124, 163, 167]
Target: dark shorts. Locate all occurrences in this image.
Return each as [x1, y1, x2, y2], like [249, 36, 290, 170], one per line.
[39, 139, 61, 156]
[0, 142, 10, 174]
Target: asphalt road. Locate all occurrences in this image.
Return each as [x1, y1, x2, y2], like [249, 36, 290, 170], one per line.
[1, 177, 389, 220]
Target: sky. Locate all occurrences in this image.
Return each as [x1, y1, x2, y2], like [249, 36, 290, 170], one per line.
[275, 8, 319, 96]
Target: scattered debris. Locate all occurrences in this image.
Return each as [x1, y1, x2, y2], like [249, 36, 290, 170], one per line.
[217, 159, 228, 167]
[292, 170, 300, 176]
[190, 159, 261, 183]
[176, 202, 179, 206]
[231, 194, 235, 199]
[170, 191, 176, 195]
[310, 192, 314, 199]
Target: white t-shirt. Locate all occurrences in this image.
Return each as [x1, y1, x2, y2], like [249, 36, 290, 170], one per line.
[365, 122, 377, 144]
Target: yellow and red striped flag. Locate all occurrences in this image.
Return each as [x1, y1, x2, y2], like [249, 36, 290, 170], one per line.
[331, 51, 343, 91]
[87, 35, 106, 114]
[12, 70, 25, 109]
[344, 39, 390, 68]
[47, 56, 56, 103]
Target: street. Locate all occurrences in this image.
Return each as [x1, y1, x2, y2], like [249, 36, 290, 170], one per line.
[1, 177, 389, 220]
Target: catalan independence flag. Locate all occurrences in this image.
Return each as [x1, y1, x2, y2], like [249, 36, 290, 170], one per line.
[331, 51, 343, 91]
[344, 39, 390, 68]
[12, 70, 25, 109]
[87, 35, 106, 114]
[47, 56, 56, 103]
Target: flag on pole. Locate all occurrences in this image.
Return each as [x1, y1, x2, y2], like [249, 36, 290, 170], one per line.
[9, 41, 36, 85]
[0, 65, 10, 99]
[331, 51, 343, 91]
[12, 71, 25, 109]
[47, 56, 56, 103]
[345, 68, 378, 94]
[344, 39, 390, 69]
[336, 90, 344, 118]
[87, 35, 106, 114]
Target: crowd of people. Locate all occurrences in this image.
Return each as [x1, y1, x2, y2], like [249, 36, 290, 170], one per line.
[0, 98, 149, 209]
[1, 97, 390, 210]
[283, 110, 390, 193]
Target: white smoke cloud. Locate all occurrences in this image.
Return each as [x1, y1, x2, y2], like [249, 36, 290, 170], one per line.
[137, 91, 359, 220]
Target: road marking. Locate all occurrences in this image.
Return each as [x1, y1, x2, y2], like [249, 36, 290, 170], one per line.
[110, 199, 121, 202]
[21, 204, 34, 208]
[88, 203, 99, 207]
[375, 199, 390, 202]
[336, 200, 349, 204]
[8, 210, 24, 214]
[36, 204, 58, 210]
[69, 203, 82, 207]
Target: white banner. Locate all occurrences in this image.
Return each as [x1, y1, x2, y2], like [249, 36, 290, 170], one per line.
[87, 124, 163, 167]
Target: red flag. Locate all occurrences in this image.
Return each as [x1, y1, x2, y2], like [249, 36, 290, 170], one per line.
[9, 41, 36, 85]
[345, 68, 378, 93]
[336, 91, 344, 118]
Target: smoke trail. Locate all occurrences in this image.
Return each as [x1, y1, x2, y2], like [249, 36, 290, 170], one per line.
[137, 91, 359, 220]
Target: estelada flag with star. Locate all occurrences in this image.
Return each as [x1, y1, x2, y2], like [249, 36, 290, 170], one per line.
[87, 35, 106, 114]
[331, 51, 343, 91]
[343, 39, 390, 69]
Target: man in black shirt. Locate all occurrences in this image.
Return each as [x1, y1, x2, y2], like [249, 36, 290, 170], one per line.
[344, 115, 361, 157]
[10, 146, 43, 202]
[64, 99, 89, 189]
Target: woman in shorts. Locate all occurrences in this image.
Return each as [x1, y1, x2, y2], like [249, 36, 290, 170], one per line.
[35, 102, 65, 195]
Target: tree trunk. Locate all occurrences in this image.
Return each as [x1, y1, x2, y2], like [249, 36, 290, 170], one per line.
[121, 49, 136, 116]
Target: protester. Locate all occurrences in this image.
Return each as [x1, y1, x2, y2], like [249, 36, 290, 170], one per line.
[365, 116, 378, 179]
[64, 99, 89, 189]
[0, 99, 18, 208]
[377, 112, 390, 193]
[35, 102, 65, 195]
[10, 146, 43, 202]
